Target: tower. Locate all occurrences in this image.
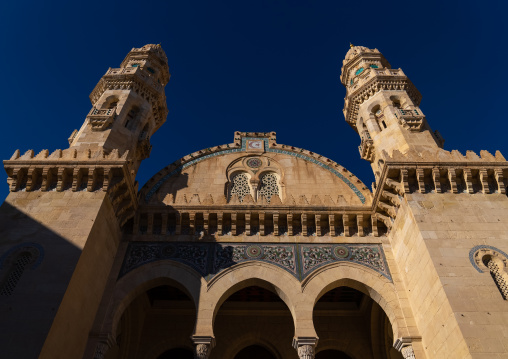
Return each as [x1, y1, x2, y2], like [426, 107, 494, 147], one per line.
[342, 46, 508, 358]
[0, 44, 169, 359]
[341, 45, 444, 182]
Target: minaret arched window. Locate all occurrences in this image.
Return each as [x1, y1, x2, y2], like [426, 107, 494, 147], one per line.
[139, 123, 150, 141]
[0, 244, 43, 297]
[483, 255, 508, 300]
[258, 172, 280, 203]
[229, 172, 251, 203]
[372, 105, 386, 130]
[125, 106, 140, 129]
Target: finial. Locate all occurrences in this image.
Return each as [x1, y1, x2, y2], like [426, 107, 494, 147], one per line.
[350, 43, 354, 48]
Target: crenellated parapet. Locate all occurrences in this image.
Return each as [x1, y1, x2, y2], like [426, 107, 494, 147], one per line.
[371, 149, 508, 229]
[3, 148, 138, 226]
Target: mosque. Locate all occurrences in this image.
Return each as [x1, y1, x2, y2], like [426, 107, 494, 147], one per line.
[0, 44, 507, 359]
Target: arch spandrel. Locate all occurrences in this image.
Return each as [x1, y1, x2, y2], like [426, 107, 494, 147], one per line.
[140, 132, 372, 207]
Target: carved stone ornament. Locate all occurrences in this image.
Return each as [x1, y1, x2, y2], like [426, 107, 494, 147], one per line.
[400, 345, 416, 359]
[297, 345, 315, 359]
[93, 342, 109, 359]
[194, 343, 210, 359]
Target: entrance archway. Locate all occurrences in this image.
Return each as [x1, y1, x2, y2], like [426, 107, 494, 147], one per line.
[313, 286, 403, 359]
[157, 347, 193, 359]
[234, 345, 277, 359]
[212, 285, 290, 359]
[105, 285, 196, 359]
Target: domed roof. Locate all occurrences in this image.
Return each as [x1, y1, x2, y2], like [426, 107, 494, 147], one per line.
[344, 45, 370, 62]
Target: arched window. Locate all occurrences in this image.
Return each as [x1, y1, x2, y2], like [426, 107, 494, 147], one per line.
[125, 106, 140, 129]
[483, 255, 508, 300]
[0, 244, 43, 297]
[258, 173, 280, 203]
[102, 96, 119, 110]
[139, 123, 150, 141]
[230, 173, 251, 203]
[372, 105, 386, 130]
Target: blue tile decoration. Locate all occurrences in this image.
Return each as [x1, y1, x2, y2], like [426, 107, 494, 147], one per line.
[119, 242, 391, 281]
[0, 242, 44, 270]
[469, 245, 508, 273]
[145, 138, 366, 203]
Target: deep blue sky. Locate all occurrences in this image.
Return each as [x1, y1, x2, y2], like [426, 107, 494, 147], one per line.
[1, 1, 507, 202]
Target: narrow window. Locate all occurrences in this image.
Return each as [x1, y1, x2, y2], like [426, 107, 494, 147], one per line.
[230, 173, 251, 203]
[258, 173, 280, 203]
[0, 252, 33, 296]
[483, 256, 508, 300]
[125, 106, 140, 129]
[382, 120, 387, 129]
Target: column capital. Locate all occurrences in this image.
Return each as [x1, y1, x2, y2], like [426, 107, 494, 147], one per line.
[90, 333, 116, 359]
[394, 337, 421, 359]
[191, 335, 215, 359]
[293, 336, 318, 359]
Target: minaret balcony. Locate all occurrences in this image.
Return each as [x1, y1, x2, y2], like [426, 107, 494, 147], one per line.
[105, 67, 163, 92]
[87, 106, 117, 131]
[359, 135, 374, 161]
[394, 108, 425, 132]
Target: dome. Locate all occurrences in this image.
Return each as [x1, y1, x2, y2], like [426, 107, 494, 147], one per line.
[344, 45, 370, 62]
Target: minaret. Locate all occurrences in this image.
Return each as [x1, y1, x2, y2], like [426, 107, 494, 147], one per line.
[69, 43, 169, 176]
[0, 45, 170, 359]
[340, 45, 444, 180]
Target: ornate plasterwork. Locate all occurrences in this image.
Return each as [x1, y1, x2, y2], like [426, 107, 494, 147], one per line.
[229, 173, 251, 203]
[119, 242, 391, 281]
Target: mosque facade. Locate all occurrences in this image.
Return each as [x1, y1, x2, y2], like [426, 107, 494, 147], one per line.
[0, 44, 507, 359]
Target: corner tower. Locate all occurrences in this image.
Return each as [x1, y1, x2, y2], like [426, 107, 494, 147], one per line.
[69, 43, 169, 175]
[0, 45, 170, 359]
[341, 46, 508, 358]
[341, 45, 444, 181]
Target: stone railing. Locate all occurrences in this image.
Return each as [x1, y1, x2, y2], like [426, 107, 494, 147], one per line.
[394, 108, 426, 132]
[129, 207, 384, 238]
[87, 106, 117, 131]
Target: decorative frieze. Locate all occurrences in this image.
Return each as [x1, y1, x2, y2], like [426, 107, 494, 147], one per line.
[119, 242, 392, 281]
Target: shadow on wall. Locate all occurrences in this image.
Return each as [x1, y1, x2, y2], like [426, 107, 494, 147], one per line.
[0, 201, 82, 359]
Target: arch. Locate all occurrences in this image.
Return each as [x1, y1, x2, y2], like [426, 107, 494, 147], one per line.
[199, 261, 302, 336]
[223, 336, 282, 359]
[139, 122, 150, 141]
[141, 140, 370, 204]
[101, 95, 119, 109]
[301, 262, 407, 342]
[228, 171, 253, 202]
[104, 260, 203, 339]
[257, 172, 281, 203]
[156, 347, 193, 359]
[125, 105, 141, 129]
[233, 344, 279, 359]
[144, 341, 194, 359]
[315, 340, 356, 359]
